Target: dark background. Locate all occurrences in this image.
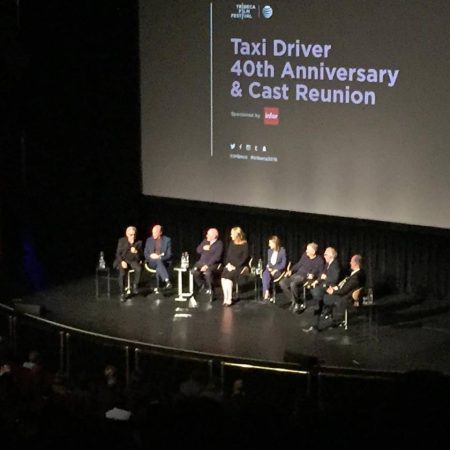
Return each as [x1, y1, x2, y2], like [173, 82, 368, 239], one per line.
[1, 0, 449, 300]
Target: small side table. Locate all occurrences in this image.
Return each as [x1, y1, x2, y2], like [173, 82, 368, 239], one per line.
[95, 267, 111, 298]
[174, 267, 195, 302]
[251, 267, 262, 301]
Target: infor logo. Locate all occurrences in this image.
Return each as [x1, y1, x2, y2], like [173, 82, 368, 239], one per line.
[264, 107, 279, 125]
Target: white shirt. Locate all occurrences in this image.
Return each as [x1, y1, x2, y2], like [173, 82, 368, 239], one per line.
[270, 250, 278, 265]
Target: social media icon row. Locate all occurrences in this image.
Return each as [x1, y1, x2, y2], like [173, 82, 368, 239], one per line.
[230, 143, 268, 152]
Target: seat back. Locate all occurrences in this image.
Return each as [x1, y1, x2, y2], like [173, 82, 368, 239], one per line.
[240, 256, 253, 275]
[273, 261, 291, 283]
[144, 262, 160, 292]
[235, 257, 253, 298]
[352, 287, 363, 306]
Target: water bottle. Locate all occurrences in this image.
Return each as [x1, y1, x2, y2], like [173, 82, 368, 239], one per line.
[367, 288, 374, 305]
[98, 251, 106, 270]
[257, 258, 263, 275]
[181, 252, 186, 269]
[185, 252, 189, 268]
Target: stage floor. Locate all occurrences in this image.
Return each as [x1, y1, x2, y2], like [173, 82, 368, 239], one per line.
[6, 276, 450, 375]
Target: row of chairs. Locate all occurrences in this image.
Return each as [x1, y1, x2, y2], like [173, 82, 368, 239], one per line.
[264, 264, 375, 334]
[125, 260, 374, 334]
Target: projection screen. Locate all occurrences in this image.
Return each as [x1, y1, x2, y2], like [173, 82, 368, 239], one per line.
[139, 0, 450, 229]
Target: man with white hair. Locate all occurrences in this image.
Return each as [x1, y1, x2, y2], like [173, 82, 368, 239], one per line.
[310, 247, 341, 315]
[192, 228, 223, 295]
[114, 226, 143, 302]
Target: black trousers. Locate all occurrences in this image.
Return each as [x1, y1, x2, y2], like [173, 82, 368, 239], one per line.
[118, 261, 142, 292]
[280, 274, 306, 303]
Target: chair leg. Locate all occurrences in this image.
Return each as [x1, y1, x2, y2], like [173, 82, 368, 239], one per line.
[270, 282, 277, 303]
[125, 271, 132, 295]
[153, 273, 160, 293]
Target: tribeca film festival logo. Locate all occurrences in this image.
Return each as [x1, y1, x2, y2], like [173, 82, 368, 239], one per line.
[264, 107, 279, 125]
[231, 4, 273, 20]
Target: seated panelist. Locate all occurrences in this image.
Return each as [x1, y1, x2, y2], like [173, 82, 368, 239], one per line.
[144, 224, 172, 289]
[262, 235, 287, 301]
[322, 254, 366, 327]
[280, 242, 324, 312]
[310, 247, 341, 313]
[192, 228, 223, 295]
[221, 227, 249, 306]
[113, 226, 143, 302]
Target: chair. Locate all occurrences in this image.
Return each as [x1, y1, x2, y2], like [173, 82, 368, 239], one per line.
[301, 276, 318, 306]
[144, 262, 160, 293]
[342, 287, 378, 340]
[342, 288, 363, 330]
[234, 257, 253, 299]
[125, 269, 135, 296]
[207, 262, 223, 302]
[269, 261, 291, 304]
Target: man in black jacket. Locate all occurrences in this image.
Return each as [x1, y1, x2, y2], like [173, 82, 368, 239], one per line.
[280, 242, 324, 312]
[310, 247, 341, 315]
[192, 228, 223, 294]
[323, 254, 366, 327]
[114, 226, 143, 302]
[304, 254, 365, 332]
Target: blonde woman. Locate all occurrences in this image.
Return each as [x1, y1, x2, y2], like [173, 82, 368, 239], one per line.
[220, 227, 249, 306]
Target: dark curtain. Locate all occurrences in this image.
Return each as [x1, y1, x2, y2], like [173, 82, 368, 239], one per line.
[134, 196, 450, 300]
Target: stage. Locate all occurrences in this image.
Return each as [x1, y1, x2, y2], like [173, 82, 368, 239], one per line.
[4, 275, 450, 376]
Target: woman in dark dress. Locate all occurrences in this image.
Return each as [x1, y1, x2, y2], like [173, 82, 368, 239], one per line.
[221, 226, 249, 306]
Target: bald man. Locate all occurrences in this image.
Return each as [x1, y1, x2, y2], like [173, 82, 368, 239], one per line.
[114, 226, 143, 301]
[192, 228, 223, 294]
[144, 224, 172, 288]
[322, 254, 366, 327]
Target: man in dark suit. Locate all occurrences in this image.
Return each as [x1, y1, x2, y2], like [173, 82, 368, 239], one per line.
[113, 226, 143, 302]
[323, 254, 366, 327]
[144, 224, 172, 288]
[192, 228, 223, 294]
[310, 247, 341, 315]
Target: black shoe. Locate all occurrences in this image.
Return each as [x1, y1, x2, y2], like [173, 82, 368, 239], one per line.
[331, 320, 345, 328]
[320, 306, 332, 320]
[313, 308, 321, 316]
[293, 304, 306, 314]
[302, 325, 319, 333]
